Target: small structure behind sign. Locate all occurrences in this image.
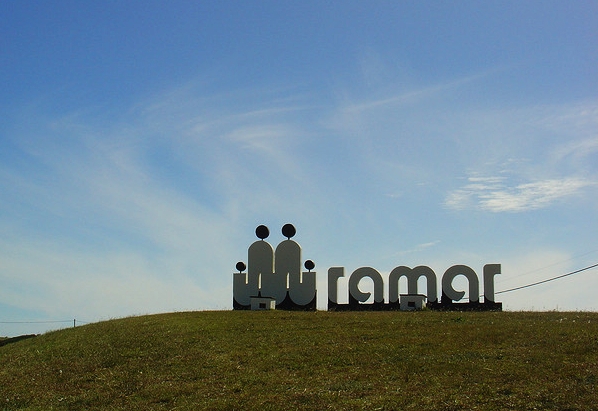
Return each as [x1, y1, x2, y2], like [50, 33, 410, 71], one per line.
[400, 294, 427, 311]
[251, 297, 276, 311]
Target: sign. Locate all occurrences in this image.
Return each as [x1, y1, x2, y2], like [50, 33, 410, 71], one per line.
[233, 224, 316, 310]
[234, 224, 502, 311]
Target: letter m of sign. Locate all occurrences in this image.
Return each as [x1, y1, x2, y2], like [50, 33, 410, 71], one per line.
[388, 266, 438, 305]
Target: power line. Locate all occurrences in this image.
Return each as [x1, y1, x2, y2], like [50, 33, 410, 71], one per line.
[499, 248, 598, 283]
[0, 319, 89, 325]
[495, 262, 598, 295]
[0, 320, 72, 324]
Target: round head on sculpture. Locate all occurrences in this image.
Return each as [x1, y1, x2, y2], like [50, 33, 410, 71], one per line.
[255, 225, 269, 240]
[304, 260, 315, 271]
[235, 261, 246, 272]
[281, 223, 296, 239]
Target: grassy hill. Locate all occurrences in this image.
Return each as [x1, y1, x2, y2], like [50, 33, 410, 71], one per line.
[0, 311, 597, 410]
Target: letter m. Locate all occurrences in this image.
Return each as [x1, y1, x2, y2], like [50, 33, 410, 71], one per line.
[389, 266, 438, 304]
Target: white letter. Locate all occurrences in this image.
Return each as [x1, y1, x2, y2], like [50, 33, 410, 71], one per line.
[483, 264, 501, 303]
[328, 267, 345, 304]
[442, 265, 479, 303]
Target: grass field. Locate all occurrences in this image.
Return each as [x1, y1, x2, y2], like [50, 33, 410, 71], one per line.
[0, 310, 597, 410]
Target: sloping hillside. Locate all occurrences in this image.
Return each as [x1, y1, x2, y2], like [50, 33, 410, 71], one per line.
[0, 311, 596, 410]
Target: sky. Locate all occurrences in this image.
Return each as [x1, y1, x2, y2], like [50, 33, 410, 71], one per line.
[1, 1, 597, 336]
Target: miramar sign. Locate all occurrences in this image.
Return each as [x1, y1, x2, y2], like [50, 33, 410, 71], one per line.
[233, 224, 502, 311]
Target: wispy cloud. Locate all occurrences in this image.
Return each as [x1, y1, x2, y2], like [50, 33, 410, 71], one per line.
[446, 176, 595, 212]
[340, 66, 511, 114]
[394, 240, 441, 257]
[552, 136, 598, 162]
[441, 98, 598, 213]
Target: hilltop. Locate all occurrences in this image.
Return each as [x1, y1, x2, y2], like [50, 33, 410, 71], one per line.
[0, 310, 596, 410]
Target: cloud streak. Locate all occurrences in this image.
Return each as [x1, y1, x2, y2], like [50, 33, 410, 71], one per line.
[446, 176, 595, 212]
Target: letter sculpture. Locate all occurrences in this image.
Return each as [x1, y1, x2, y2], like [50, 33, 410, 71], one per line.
[233, 224, 316, 310]
[234, 224, 501, 311]
[329, 264, 502, 311]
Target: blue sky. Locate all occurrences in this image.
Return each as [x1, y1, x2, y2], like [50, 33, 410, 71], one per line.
[1, 1, 597, 335]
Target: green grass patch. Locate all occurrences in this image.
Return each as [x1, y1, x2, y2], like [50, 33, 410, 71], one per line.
[0, 311, 597, 410]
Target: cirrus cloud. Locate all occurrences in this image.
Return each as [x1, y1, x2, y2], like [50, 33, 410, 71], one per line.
[446, 176, 595, 212]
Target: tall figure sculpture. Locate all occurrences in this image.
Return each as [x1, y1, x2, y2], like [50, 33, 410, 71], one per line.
[233, 224, 316, 310]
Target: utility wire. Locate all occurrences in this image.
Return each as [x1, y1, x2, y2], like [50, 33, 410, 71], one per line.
[496, 262, 598, 295]
[0, 320, 72, 324]
[0, 319, 88, 324]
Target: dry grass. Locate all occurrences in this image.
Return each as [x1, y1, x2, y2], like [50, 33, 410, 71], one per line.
[0, 310, 597, 410]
